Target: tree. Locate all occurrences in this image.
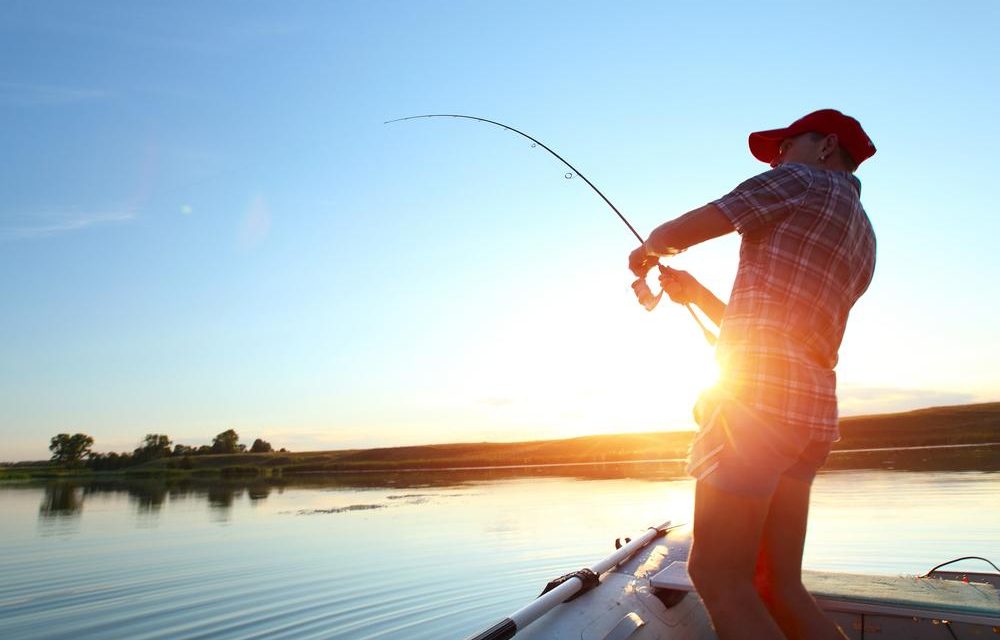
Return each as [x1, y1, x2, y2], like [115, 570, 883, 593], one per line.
[49, 433, 95, 467]
[173, 443, 194, 456]
[250, 438, 273, 453]
[89, 451, 132, 471]
[134, 434, 172, 462]
[211, 429, 240, 454]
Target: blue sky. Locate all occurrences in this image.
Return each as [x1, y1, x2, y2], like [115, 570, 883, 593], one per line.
[2, 1, 998, 461]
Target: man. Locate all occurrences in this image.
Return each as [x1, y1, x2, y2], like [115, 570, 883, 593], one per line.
[628, 109, 877, 640]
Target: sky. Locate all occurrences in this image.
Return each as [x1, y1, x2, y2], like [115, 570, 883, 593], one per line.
[2, 1, 999, 461]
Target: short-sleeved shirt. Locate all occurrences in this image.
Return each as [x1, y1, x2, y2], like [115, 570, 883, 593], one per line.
[708, 163, 876, 441]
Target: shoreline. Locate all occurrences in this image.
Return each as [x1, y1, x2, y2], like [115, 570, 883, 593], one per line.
[4, 401, 999, 479]
[253, 441, 1000, 476]
[4, 442, 999, 482]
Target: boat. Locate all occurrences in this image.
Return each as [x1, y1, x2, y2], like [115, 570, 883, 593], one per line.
[466, 521, 1000, 639]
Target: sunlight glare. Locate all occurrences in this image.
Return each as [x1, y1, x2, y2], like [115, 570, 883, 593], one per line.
[443, 279, 719, 440]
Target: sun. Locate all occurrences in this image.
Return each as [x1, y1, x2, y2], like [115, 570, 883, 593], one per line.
[441, 278, 720, 441]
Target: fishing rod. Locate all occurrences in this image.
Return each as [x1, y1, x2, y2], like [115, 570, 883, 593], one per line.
[383, 114, 717, 346]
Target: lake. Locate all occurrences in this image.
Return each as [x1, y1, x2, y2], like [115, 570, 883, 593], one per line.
[1, 464, 999, 639]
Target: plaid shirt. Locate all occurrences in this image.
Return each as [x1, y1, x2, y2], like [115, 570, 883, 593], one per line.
[709, 163, 876, 441]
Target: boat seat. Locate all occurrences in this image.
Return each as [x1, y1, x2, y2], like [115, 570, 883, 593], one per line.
[650, 561, 1000, 627]
[649, 561, 696, 592]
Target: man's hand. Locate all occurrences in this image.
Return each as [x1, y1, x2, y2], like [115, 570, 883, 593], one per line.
[659, 267, 702, 306]
[629, 243, 658, 278]
[628, 205, 733, 278]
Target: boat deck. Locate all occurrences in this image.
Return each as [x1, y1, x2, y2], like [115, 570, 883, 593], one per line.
[652, 560, 1000, 637]
[806, 569, 1000, 625]
[510, 526, 1000, 640]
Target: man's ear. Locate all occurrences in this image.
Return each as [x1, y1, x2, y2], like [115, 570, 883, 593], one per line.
[821, 133, 840, 158]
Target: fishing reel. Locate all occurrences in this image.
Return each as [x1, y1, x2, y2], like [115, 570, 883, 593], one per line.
[630, 264, 672, 312]
[631, 264, 717, 346]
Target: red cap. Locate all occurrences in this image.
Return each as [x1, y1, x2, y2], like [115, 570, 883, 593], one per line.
[748, 109, 876, 167]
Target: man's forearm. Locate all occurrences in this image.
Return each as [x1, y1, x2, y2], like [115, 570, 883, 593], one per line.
[645, 204, 732, 327]
[693, 286, 727, 328]
[644, 204, 734, 256]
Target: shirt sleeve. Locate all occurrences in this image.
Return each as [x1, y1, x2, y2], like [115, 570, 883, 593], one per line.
[710, 164, 814, 234]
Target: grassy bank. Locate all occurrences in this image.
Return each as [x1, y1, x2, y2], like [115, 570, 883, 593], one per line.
[5, 401, 999, 478]
[836, 402, 1000, 448]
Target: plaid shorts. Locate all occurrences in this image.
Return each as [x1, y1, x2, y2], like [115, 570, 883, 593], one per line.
[686, 388, 832, 496]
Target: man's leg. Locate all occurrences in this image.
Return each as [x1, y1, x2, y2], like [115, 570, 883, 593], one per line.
[688, 480, 785, 640]
[754, 475, 848, 640]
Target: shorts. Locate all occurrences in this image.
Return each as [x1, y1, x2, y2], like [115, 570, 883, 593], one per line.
[686, 389, 832, 497]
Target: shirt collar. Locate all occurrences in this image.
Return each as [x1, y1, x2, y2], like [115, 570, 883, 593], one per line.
[847, 173, 862, 195]
[790, 162, 862, 195]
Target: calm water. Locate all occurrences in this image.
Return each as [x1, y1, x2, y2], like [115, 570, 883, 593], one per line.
[1, 466, 998, 639]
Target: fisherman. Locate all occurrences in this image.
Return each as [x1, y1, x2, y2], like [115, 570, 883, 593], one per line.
[629, 109, 877, 640]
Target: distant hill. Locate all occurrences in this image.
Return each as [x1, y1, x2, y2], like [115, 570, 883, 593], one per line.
[837, 402, 1000, 448]
[7, 401, 998, 476]
[140, 401, 1000, 474]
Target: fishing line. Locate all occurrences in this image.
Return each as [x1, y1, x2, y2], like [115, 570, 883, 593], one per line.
[384, 114, 717, 346]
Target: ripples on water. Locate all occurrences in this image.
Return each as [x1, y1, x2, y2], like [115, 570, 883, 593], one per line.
[1, 464, 998, 639]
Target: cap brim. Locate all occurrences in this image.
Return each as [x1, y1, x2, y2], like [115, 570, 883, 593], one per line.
[748, 127, 791, 164]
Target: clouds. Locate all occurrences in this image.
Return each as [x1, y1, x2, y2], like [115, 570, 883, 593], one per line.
[0, 210, 135, 240]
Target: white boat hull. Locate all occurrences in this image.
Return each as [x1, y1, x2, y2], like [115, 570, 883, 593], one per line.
[511, 524, 1000, 640]
[516, 525, 713, 640]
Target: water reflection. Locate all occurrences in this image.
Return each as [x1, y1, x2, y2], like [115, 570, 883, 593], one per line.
[27, 463, 689, 522]
[826, 443, 1000, 472]
[206, 484, 240, 510]
[33, 478, 274, 522]
[28, 444, 998, 522]
[248, 485, 271, 501]
[38, 483, 84, 518]
[129, 482, 167, 513]
[6, 457, 998, 640]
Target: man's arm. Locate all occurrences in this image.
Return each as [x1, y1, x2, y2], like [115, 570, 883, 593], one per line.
[660, 268, 727, 327]
[628, 204, 735, 277]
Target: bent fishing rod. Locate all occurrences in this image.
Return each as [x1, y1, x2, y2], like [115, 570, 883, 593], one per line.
[383, 113, 717, 346]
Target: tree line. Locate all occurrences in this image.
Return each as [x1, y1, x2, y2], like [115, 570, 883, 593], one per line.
[48, 430, 285, 470]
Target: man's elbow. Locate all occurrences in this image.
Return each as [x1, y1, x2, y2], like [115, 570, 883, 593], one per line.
[679, 204, 735, 246]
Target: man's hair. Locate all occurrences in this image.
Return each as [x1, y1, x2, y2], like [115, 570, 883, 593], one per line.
[807, 132, 858, 172]
[837, 147, 859, 172]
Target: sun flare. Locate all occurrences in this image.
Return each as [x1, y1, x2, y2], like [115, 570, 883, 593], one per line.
[442, 281, 720, 441]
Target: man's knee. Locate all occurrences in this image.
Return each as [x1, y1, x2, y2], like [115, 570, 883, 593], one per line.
[688, 542, 741, 599]
[688, 550, 726, 601]
[755, 574, 810, 611]
[689, 480, 773, 594]
[688, 547, 710, 587]
[754, 551, 802, 601]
